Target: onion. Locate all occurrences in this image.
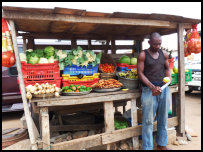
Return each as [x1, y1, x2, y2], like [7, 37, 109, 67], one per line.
[26, 92, 32, 100]
[55, 92, 60, 97]
[46, 89, 50, 94]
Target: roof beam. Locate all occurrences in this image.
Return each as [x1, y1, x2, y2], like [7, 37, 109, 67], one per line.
[3, 11, 176, 28]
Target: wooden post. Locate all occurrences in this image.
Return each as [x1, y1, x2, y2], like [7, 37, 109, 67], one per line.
[104, 40, 110, 54]
[177, 23, 185, 136]
[22, 36, 27, 52]
[71, 39, 77, 49]
[104, 101, 114, 150]
[40, 107, 50, 150]
[9, 20, 38, 150]
[27, 38, 34, 50]
[88, 39, 91, 50]
[111, 39, 116, 54]
[131, 99, 139, 149]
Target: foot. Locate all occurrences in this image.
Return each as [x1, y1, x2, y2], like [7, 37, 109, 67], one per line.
[157, 145, 172, 150]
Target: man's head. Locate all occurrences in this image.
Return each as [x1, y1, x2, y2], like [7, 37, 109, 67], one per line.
[148, 32, 162, 52]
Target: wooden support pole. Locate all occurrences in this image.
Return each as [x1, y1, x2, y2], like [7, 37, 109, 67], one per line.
[71, 39, 77, 50]
[131, 99, 139, 150]
[9, 20, 38, 150]
[104, 101, 114, 150]
[111, 39, 116, 54]
[177, 23, 185, 136]
[88, 39, 91, 50]
[22, 36, 27, 53]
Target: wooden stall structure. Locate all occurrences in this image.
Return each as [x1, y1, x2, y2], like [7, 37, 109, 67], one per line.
[2, 6, 201, 150]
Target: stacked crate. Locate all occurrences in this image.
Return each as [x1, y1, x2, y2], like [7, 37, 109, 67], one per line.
[62, 64, 100, 87]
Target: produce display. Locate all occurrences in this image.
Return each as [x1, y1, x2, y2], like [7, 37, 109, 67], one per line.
[99, 63, 115, 73]
[58, 46, 102, 70]
[25, 83, 61, 100]
[62, 85, 92, 93]
[20, 46, 58, 64]
[94, 79, 123, 89]
[118, 69, 138, 79]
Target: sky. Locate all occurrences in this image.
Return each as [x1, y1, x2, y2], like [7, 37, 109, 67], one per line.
[2, 2, 201, 59]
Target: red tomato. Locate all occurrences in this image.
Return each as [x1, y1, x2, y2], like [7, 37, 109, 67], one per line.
[2, 51, 16, 67]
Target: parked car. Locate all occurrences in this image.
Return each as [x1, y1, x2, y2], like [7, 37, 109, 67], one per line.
[185, 61, 201, 93]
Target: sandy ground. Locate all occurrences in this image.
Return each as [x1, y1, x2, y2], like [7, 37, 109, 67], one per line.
[2, 91, 201, 150]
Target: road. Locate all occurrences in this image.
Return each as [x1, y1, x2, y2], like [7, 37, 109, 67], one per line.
[2, 91, 201, 150]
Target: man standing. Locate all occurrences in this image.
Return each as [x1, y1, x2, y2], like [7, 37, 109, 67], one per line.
[137, 32, 172, 150]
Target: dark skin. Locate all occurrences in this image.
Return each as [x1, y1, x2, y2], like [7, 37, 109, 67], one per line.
[137, 36, 171, 96]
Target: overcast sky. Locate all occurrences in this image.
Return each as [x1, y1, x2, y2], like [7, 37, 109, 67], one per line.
[2, 2, 201, 57]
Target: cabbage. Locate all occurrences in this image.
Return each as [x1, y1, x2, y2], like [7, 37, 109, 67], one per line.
[130, 57, 137, 65]
[48, 56, 55, 63]
[29, 55, 39, 64]
[44, 46, 55, 59]
[20, 53, 27, 63]
[119, 55, 131, 65]
[38, 58, 49, 64]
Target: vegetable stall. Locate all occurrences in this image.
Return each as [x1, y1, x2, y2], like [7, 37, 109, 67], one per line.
[2, 6, 201, 150]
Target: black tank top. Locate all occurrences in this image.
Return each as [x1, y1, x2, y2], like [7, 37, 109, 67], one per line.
[143, 49, 165, 86]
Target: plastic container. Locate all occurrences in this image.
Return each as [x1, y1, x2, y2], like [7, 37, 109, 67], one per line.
[185, 69, 192, 82]
[21, 61, 60, 80]
[116, 63, 137, 71]
[17, 77, 62, 88]
[170, 73, 178, 86]
[62, 78, 99, 87]
[62, 73, 100, 81]
[63, 64, 99, 76]
[117, 75, 139, 89]
[168, 57, 175, 69]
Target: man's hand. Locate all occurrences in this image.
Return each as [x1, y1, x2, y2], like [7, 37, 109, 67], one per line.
[152, 86, 162, 96]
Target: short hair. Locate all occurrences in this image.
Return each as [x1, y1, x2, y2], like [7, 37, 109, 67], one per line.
[149, 32, 161, 40]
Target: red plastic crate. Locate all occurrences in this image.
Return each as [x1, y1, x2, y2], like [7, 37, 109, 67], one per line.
[168, 58, 175, 69]
[21, 61, 60, 80]
[17, 77, 62, 88]
[62, 78, 99, 87]
[116, 63, 137, 69]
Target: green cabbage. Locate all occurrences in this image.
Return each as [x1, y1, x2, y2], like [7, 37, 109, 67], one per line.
[29, 55, 39, 64]
[38, 58, 49, 64]
[44, 46, 55, 59]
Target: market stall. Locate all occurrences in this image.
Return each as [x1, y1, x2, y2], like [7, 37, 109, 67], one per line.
[2, 6, 201, 150]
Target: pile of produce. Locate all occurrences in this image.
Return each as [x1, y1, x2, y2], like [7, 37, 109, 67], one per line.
[62, 85, 92, 93]
[114, 120, 128, 129]
[99, 63, 115, 73]
[20, 46, 58, 64]
[118, 55, 137, 65]
[94, 79, 123, 89]
[25, 83, 61, 100]
[58, 46, 102, 70]
[118, 69, 138, 79]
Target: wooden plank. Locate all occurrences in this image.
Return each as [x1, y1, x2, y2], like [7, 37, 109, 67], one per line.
[50, 124, 104, 132]
[104, 101, 115, 150]
[35, 92, 140, 107]
[40, 107, 50, 150]
[102, 116, 178, 145]
[3, 11, 176, 27]
[9, 20, 38, 150]
[172, 93, 178, 117]
[131, 99, 139, 150]
[177, 23, 185, 136]
[51, 133, 103, 150]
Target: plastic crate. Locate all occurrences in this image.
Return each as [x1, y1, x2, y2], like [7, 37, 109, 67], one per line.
[62, 78, 99, 87]
[62, 73, 100, 81]
[168, 58, 175, 69]
[170, 73, 178, 86]
[116, 63, 137, 72]
[21, 61, 60, 80]
[63, 64, 99, 76]
[17, 77, 62, 88]
[185, 69, 192, 82]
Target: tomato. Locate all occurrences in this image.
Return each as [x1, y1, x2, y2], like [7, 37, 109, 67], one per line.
[2, 51, 16, 67]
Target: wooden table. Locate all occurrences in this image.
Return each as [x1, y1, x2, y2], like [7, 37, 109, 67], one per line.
[31, 85, 187, 150]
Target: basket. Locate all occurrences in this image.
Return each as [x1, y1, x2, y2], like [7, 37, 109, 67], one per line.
[17, 77, 62, 88]
[117, 74, 139, 89]
[99, 53, 117, 73]
[63, 64, 99, 76]
[21, 61, 60, 80]
[62, 73, 100, 81]
[100, 72, 116, 80]
[62, 78, 99, 87]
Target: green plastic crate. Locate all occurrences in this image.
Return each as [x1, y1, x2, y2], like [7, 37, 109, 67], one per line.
[185, 69, 192, 82]
[170, 73, 178, 85]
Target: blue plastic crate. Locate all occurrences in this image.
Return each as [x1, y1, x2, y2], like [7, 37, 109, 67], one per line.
[117, 67, 131, 72]
[63, 64, 99, 76]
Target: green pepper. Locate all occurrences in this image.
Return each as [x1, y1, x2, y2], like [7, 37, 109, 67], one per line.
[86, 87, 91, 91]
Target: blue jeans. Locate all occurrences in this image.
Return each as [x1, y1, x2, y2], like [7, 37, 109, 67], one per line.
[141, 86, 171, 150]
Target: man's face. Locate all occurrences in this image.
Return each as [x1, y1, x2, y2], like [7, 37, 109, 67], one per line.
[148, 38, 162, 52]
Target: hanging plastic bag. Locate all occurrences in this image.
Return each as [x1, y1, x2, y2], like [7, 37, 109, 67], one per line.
[184, 29, 191, 57]
[187, 24, 201, 54]
[2, 18, 16, 68]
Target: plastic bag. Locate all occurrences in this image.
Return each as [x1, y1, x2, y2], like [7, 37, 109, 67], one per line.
[2, 18, 16, 67]
[187, 24, 201, 54]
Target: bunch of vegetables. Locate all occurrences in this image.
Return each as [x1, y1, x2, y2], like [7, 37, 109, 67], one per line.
[2, 18, 16, 68]
[118, 69, 138, 79]
[20, 46, 57, 64]
[26, 83, 61, 100]
[58, 46, 102, 70]
[99, 63, 115, 73]
[114, 120, 128, 129]
[62, 84, 92, 93]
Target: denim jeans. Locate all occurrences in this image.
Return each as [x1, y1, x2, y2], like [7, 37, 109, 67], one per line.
[141, 86, 171, 150]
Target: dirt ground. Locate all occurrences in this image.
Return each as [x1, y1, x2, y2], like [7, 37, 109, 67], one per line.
[2, 91, 201, 150]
